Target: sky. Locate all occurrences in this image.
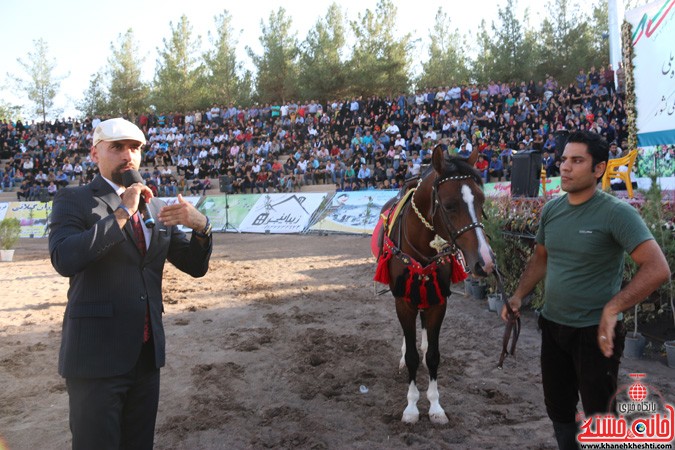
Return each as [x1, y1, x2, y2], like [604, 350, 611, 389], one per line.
[1, 0, 589, 119]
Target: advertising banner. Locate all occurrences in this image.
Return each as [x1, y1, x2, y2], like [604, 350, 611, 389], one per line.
[238, 193, 328, 234]
[483, 178, 562, 198]
[2, 202, 53, 238]
[309, 190, 397, 234]
[625, 0, 675, 146]
[0, 202, 8, 221]
[199, 194, 259, 232]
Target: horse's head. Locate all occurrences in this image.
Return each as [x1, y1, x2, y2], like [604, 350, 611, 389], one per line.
[427, 144, 495, 277]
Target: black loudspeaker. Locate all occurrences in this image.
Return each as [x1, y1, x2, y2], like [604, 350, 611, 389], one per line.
[511, 150, 542, 197]
[219, 176, 228, 193]
[553, 130, 569, 159]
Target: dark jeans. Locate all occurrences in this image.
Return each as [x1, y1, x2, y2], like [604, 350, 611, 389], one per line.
[539, 315, 625, 424]
[66, 342, 160, 450]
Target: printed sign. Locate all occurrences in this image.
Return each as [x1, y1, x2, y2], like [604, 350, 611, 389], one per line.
[238, 193, 327, 233]
[309, 190, 397, 234]
[199, 194, 259, 232]
[3, 202, 53, 238]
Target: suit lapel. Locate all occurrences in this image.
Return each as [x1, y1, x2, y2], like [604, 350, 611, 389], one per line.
[144, 200, 163, 261]
[90, 175, 141, 252]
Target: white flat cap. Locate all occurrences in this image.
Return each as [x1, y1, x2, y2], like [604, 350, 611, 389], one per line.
[93, 118, 146, 146]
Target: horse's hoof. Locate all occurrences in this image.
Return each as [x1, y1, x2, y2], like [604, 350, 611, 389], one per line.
[401, 412, 419, 424]
[429, 412, 449, 425]
[398, 357, 406, 370]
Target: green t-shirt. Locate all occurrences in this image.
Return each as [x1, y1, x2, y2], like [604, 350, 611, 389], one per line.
[536, 190, 653, 327]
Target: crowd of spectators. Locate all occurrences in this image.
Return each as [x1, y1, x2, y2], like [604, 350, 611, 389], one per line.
[0, 62, 629, 199]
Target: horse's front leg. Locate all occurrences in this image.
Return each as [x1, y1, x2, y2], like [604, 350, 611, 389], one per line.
[399, 327, 427, 369]
[420, 313, 428, 368]
[424, 303, 449, 425]
[395, 297, 420, 423]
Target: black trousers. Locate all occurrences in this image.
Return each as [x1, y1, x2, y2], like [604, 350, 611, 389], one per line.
[539, 315, 625, 424]
[66, 342, 160, 450]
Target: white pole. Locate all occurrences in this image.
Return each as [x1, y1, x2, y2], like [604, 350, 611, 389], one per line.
[608, 0, 625, 89]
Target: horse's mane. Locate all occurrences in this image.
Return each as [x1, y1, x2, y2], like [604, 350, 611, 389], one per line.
[419, 155, 484, 186]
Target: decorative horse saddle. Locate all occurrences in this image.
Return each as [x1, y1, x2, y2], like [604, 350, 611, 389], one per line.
[372, 189, 467, 309]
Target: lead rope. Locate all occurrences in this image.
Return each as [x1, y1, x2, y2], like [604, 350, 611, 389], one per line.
[495, 267, 521, 369]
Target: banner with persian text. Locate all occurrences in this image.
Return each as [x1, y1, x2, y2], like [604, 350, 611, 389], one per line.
[237, 193, 328, 234]
[1, 202, 52, 238]
[625, 0, 675, 146]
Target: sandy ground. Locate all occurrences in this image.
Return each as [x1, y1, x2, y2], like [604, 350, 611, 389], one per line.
[0, 234, 673, 450]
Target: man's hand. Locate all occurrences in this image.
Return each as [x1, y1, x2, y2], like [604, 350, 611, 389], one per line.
[158, 194, 207, 231]
[597, 239, 671, 358]
[597, 306, 619, 358]
[115, 183, 154, 228]
[501, 296, 522, 322]
[121, 182, 154, 215]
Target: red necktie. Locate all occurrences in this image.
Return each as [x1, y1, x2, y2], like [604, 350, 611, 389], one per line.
[130, 213, 151, 343]
[130, 212, 146, 256]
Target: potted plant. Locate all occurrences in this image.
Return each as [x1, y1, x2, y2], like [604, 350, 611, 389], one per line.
[487, 289, 502, 313]
[483, 197, 545, 311]
[623, 304, 647, 359]
[0, 217, 21, 262]
[664, 340, 675, 368]
[471, 279, 487, 300]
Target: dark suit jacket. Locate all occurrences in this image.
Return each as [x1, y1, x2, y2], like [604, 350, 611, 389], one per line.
[49, 175, 212, 378]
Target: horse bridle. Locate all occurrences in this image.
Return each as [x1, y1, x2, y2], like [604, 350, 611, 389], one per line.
[410, 174, 485, 251]
[411, 172, 521, 367]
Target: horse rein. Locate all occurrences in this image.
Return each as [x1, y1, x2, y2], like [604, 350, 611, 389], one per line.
[495, 267, 521, 369]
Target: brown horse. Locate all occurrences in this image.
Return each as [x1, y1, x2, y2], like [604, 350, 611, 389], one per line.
[373, 144, 495, 424]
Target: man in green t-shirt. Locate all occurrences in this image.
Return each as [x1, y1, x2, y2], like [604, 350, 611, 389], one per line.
[502, 130, 670, 450]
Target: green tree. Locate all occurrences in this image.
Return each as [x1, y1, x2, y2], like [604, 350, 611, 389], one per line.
[10, 38, 67, 122]
[153, 15, 204, 112]
[348, 0, 413, 98]
[590, 0, 610, 68]
[472, 20, 496, 84]
[108, 29, 149, 118]
[0, 99, 22, 122]
[78, 71, 110, 118]
[201, 10, 252, 108]
[248, 7, 299, 104]
[537, 0, 606, 84]
[297, 2, 348, 103]
[489, 0, 532, 82]
[417, 7, 470, 89]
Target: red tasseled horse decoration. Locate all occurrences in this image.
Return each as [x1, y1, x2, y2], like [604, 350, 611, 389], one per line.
[372, 208, 467, 309]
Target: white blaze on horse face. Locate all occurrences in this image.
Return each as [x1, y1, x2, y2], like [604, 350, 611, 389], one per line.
[460, 184, 495, 274]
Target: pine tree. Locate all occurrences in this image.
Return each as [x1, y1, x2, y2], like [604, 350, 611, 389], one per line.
[201, 10, 252, 108]
[153, 15, 204, 112]
[417, 8, 470, 89]
[10, 38, 67, 122]
[78, 72, 110, 118]
[348, 0, 412, 98]
[298, 2, 348, 103]
[108, 29, 149, 118]
[247, 7, 299, 104]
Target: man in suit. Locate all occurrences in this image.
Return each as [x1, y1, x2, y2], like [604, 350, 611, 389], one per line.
[49, 118, 213, 450]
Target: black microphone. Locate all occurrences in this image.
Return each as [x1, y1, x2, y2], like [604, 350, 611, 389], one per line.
[121, 169, 156, 228]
